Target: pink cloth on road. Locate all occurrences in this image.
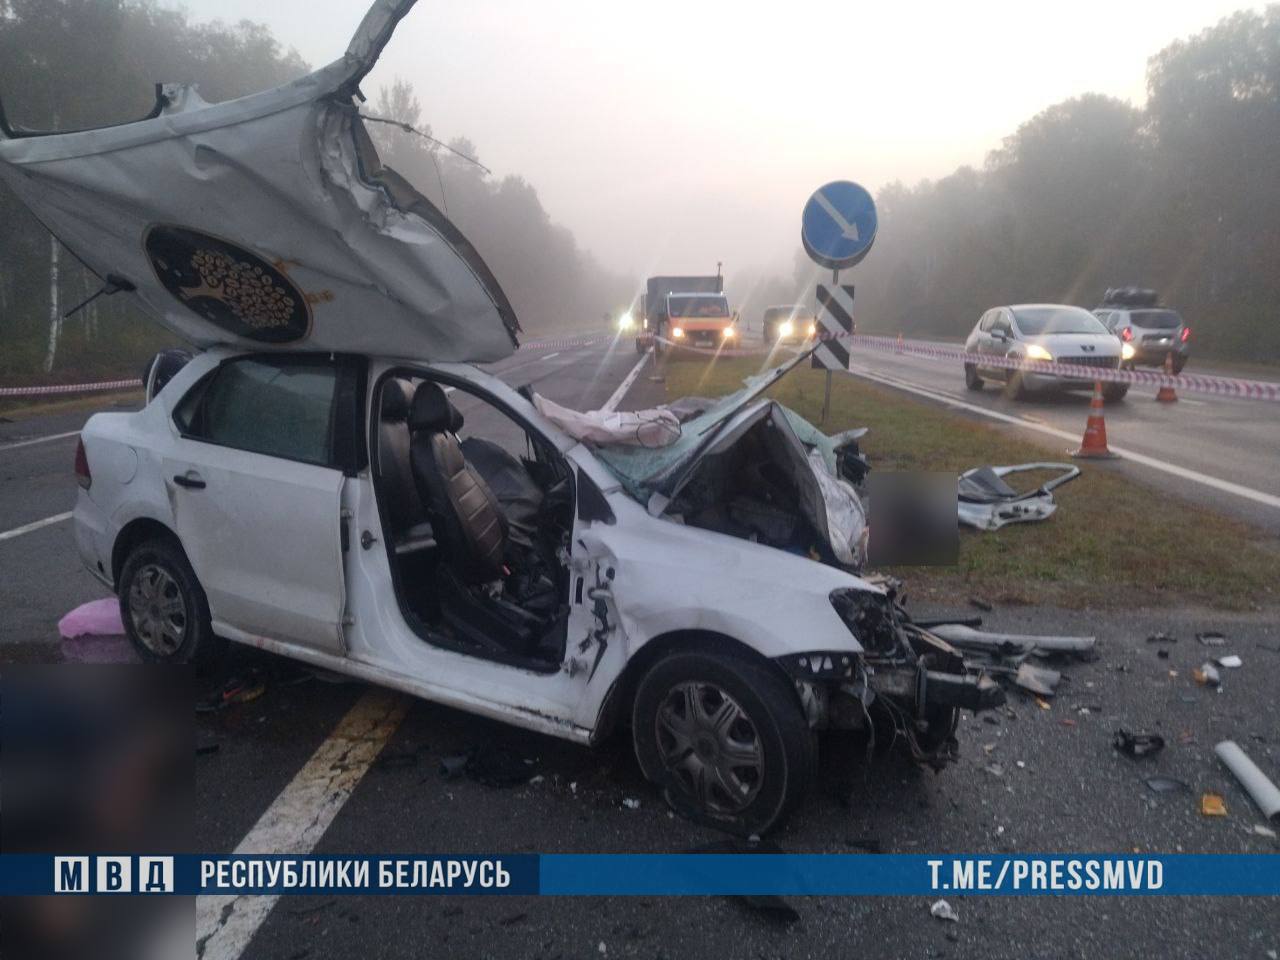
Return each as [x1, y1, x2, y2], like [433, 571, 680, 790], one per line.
[58, 597, 124, 639]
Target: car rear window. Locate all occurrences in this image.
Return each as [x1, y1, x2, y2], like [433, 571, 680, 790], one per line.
[1129, 309, 1182, 330]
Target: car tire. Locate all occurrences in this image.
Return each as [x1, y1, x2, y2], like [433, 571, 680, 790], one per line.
[632, 649, 815, 837]
[1003, 369, 1028, 400]
[1102, 382, 1129, 402]
[964, 363, 983, 391]
[1171, 354, 1187, 374]
[119, 537, 223, 669]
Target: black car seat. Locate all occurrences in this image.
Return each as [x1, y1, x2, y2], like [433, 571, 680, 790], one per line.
[377, 379, 436, 556]
[408, 381, 545, 654]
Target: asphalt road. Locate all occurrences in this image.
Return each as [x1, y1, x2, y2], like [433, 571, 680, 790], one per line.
[2, 338, 1278, 959]
[840, 338, 1280, 534]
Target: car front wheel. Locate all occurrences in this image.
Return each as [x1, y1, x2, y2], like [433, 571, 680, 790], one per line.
[119, 537, 223, 668]
[632, 649, 815, 836]
[964, 363, 983, 390]
[1102, 382, 1129, 402]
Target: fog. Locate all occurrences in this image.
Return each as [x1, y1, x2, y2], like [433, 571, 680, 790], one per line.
[188, 0, 1249, 276]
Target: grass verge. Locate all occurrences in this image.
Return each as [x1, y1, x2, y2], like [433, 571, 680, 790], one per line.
[659, 353, 1277, 611]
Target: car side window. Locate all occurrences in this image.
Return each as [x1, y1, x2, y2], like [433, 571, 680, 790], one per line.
[978, 311, 993, 332]
[991, 312, 1011, 336]
[178, 356, 344, 467]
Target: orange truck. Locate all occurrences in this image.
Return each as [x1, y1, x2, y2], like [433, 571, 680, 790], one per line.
[632, 274, 736, 353]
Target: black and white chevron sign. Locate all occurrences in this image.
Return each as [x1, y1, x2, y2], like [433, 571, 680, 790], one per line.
[811, 283, 855, 370]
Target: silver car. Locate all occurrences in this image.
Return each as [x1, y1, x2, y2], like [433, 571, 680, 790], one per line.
[963, 304, 1129, 401]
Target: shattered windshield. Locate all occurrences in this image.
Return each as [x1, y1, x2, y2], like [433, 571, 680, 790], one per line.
[1012, 307, 1108, 337]
[668, 295, 730, 319]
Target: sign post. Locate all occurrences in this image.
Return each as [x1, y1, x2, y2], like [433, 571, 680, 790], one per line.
[800, 181, 878, 421]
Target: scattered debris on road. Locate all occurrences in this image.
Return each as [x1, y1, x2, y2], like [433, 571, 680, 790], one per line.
[1145, 632, 1176, 645]
[439, 743, 537, 788]
[1199, 792, 1228, 817]
[1194, 663, 1222, 687]
[1214, 740, 1280, 822]
[1144, 776, 1189, 794]
[1217, 654, 1243, 669]
[1113, 730, 1166, 759]
[930, 899, 960, 923]
[1196, 631, 1228, 647]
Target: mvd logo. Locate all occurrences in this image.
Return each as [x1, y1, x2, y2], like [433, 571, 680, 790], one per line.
[54, 856, 175, 893]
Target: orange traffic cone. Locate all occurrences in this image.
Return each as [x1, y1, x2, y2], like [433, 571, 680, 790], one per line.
[1155, 351, 1178, 402]
[1070, 381, 1118, 459]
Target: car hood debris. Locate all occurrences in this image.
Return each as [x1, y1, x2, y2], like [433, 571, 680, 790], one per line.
[957, 462, 1080, 531]
[0, 0, 519, 363]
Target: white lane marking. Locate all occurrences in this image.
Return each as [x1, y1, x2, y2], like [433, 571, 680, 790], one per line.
[601, 349, 653, 413]
[541, 351, 561, 361]
[196, 689, 408, 960]
[843, 366, 1280, 511]
[0, 429, 81, 451]
[0, 511, 73, 542]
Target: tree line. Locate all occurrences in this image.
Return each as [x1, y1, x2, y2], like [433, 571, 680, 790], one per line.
[0, 0, 627, 383]
[842, 6, 1280, 362]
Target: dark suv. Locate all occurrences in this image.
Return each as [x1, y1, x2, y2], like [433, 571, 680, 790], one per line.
[1093, 288, 1190, 374]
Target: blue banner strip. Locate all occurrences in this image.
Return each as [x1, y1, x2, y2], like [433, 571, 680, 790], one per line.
[3, 854, 1278, 896]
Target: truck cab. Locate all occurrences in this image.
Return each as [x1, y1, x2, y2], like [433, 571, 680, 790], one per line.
[666, 293, 737, 347]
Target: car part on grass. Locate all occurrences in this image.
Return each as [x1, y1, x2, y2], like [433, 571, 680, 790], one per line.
[926, 623, 1096, 656]
[1113, 729, 1165, 758]
[532, 394, 682, 448]
[957, 462, 1080, 531]
[1200, 792, 1228, 817]
[1214, 741, 1280, 823]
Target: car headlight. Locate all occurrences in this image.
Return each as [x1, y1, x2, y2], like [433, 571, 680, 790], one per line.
[1121, 342, 1136, 360]
[807, 323, 817, 337]
[672, 327, 685, 339]
[722, 326, 736, 339]
[1025, 344, 1053, 362]
[778, 320, 794, 338]
[617, 313, 634, 332]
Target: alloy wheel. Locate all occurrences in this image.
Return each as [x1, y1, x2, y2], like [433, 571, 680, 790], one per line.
[128, 563, 188, 656]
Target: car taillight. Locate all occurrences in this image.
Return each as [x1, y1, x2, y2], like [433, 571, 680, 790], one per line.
[74, 437, 91, 489]
[1180, 327, 1190, 343]
[1120, 327, 1133, 342]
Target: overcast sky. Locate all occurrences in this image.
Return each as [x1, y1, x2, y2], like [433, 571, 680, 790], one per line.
[185, 0, 1250, 279]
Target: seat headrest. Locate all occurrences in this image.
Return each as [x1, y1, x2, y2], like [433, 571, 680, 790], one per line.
[380, 379, 414, 421]
[409, 381, 464, 433]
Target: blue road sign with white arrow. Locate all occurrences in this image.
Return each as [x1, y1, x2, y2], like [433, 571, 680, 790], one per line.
[801, 180, 877, 270]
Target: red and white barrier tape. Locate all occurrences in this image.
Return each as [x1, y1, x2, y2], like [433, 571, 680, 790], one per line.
[0, 377, 142, 399]
[653, 331, 1280, 403]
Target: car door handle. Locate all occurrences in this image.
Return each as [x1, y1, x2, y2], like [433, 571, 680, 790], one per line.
[173, 472, 206, 490]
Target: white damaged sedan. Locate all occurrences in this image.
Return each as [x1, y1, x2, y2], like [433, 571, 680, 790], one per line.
[1, 0, 999, 834]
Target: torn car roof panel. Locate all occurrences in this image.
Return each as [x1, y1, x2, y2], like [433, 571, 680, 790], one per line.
[0, 0, 520, 363]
